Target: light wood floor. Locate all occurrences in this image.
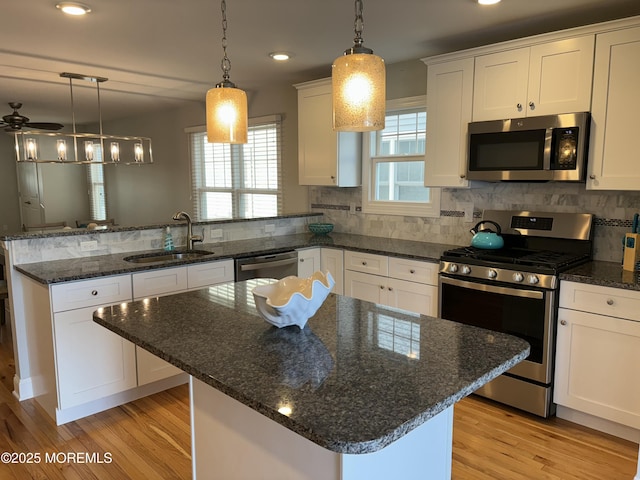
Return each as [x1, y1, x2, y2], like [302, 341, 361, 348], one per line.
[0, 321, 636, 479]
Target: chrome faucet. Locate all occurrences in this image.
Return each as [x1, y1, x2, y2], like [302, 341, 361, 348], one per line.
[172, 211, 203, 250]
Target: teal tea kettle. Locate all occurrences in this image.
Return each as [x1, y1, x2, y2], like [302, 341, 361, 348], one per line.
[470, 220, 504, 250]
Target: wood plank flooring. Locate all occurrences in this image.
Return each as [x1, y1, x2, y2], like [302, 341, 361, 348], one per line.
[0, 321, 636, 479]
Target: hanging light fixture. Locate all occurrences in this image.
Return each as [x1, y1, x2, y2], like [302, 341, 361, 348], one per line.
[205, 0, 248, 144]
[332, 0, 385, 132]
[14, 73, 153, 165]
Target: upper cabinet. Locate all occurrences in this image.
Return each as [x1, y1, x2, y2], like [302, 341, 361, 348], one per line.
[587, 26, 640, 191]
[472, 36, 595, 122]
[295, 78, 362, 186]
[424, 58, 474, 187]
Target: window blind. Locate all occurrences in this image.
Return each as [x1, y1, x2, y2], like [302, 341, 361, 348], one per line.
[188, 115, 283, 220]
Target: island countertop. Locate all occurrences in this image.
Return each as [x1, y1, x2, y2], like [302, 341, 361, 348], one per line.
[93, 280, 530, 454]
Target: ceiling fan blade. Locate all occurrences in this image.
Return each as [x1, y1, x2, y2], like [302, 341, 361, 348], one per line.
[24, 122, 64, 131]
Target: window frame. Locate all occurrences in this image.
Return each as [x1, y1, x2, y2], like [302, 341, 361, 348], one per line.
[362, 96, 440, 217]
[186, 114, 283, 221]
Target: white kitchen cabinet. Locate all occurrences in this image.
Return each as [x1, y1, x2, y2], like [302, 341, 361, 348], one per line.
[132, 259, 234, 386]
[297, 248, 320, 278]
[555, 281, 640, 432]
[344, 252, 438, 316]
[587, 25, 640, 191]
[294, 78, 361, 186]
[321, 248, 344, 295]
[472, 36, 594, 121]
[424, 57, 474, 187]
[51, 275, 136, 410]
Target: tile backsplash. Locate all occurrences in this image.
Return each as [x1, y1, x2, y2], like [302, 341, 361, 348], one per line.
[310, 182, 640, 263]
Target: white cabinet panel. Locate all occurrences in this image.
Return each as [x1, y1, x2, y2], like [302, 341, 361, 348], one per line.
[388, 278, 437, 317]
[344, 251, 388, 276]
[55, 305, 137, 409]
[344, 270, 386, 305]
[297, 248, 320, 278]
[295, 79, 361, 186]
[51, 275, 131, 312]
[588, 26, 640, 190]
[132, 267, 188, 299]
[321, 248, 344, 295]
[555, 307, 640, 429]
[473, 37, 594, 121]
[388, 257, 439, 286]
[424, 58, 474, 188]
[188, 259, 234, 289]
[559, 281, 640, 322]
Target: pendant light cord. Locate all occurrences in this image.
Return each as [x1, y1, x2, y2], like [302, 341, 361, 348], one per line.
[220, 0, 233, 85]
[353, 0, 364, 48]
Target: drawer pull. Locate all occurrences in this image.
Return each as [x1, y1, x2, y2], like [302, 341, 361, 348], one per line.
[606, 299, 614, 306]
[380, 285, 384, 290]
[91, 290, 98, 296]
[362, 261, 367, 266]
[388, 287, 393, 291]
[409, 269, 415, 274]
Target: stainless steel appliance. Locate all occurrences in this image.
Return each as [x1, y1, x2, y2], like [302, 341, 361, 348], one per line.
[235, 251, 298, 281]
[467, 112, 590, 182]
[438, 210, 594, 417]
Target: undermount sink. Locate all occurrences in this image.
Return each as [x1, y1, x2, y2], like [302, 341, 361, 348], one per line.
[123, 250, 214, 264]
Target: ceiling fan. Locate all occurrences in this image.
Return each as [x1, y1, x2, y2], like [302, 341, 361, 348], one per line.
[1, 102, 64, 131]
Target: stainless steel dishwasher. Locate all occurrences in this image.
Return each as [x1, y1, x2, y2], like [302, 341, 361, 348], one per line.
[234, 251, 298, 281]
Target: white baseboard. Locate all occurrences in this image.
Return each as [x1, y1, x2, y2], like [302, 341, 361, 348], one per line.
[13, 373, 33, 401]
[556, 406, 640, 443]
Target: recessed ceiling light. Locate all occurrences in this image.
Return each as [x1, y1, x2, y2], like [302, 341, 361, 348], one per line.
[56, 2, 92, 15]
[269, 52, 293, 62]
[478, 0, 501, 4]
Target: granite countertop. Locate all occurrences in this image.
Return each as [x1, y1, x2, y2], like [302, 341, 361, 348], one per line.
[560, 260, 640, 291]
[93, 280, 530, 454]
[14, 233, 454, 285]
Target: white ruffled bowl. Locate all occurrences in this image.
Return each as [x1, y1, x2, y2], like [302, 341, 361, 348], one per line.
[252, 271, 335, 329]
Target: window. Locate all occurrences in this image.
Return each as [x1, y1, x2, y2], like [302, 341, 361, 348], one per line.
[362, 96, 440, 217]
[188, 115, 282, 220]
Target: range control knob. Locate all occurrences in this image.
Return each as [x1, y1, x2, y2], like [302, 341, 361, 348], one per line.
[513, 272, 524, 282]
[448, 263, 459, 273]
[487, 269, 498, 279]
[461, 265, 472, 275]
[528, 275, 540, 285]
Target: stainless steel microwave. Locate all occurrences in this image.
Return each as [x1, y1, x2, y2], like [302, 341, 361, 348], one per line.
[467, 112, 590, 182]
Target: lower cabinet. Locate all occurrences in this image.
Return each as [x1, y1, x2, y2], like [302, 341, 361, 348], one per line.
[132, 260, 234, 385]
[554, 281, 640, 433]
[297, 247, 321, 278]
[54, 306, 137, 409]
[321, 248, 344, 295]
[344, 251, 438, 316]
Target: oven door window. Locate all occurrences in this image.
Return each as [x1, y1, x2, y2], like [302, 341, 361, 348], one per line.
[469, 130, 545, 171]
[440, 279, 546, 364]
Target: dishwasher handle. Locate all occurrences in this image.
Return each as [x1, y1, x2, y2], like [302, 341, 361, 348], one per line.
[239, 257, 298, 272]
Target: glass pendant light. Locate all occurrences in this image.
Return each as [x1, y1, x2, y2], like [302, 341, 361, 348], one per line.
[206, 0, 248, 144]
[332, 0, 385, 132]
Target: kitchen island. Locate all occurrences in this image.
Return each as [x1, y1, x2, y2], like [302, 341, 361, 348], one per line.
[93, 279, 529, 480]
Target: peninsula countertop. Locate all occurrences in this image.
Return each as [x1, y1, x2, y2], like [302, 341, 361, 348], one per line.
[14, 233, 454, 285]
[93, 280, 530, 454]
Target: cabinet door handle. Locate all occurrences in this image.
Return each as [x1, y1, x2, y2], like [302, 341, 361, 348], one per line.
[380, 285, 385, 290]
[528, 101, 535, 109]
[362, 261, 367, 266]
[589, 174, 596, 180]
[388, 287, 393, 291]
[409, 269, 415, 274]
[300, 258, 304, 262]
[91, 290, 98, 296]
[560, 319, 567, 326]
[606, 299, 614, 306]
[459, 174, 466, 179]
[516, 103, 523, 110]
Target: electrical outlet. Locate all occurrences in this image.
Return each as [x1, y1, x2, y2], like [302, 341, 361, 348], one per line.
[457, 202, 475, 223]
[210, 228, 223, 239]
[265, 224, 275, 233]
[80, 240, 98, 251]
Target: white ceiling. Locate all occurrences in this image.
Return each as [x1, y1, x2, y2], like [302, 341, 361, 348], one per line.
[2, 0, 640, 127]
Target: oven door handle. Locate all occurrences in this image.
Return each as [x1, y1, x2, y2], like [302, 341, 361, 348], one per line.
[239, 257, 298, 272]
[440, 276, 544, 300]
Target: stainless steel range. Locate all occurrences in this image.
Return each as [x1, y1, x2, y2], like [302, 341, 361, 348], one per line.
[438, 210, 594, 417]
